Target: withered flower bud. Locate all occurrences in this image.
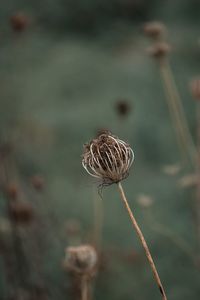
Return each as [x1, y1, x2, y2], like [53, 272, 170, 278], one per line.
[115, 100, 131, 117]
[143, 21, 166, 39]
[147, 42, 171, 59]
[190, 78, 200, 100]
[10, 12, 29, 32]
[9, 201, 34, 225]
[5, 182, 19, 200]
[82, 133, 134, 184]
[64, 245, 97, 275]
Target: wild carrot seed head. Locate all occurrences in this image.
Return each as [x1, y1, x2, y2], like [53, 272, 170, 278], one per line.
[65, 245, 97, 275]
[143, 21, 166, 39]
[82, 133, 134, 184]
[147, 42, 171, 59]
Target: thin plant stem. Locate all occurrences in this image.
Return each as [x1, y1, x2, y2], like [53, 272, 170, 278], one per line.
[117, 182, 167, 300]
[159, 58, 197, 167]
[195, 103, 200, 249]
[81, 275, 89, 300]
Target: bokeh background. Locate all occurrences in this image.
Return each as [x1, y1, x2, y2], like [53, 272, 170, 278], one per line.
[0, 0, 200, 299]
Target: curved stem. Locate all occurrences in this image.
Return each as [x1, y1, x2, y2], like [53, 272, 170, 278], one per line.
[117, 182, 167, 300]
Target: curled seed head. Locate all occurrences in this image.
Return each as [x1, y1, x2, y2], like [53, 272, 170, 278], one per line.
[64, 245, 97, 275]
[147, 42, 171, 59]
[143, 21, 166, 39]
[82, 133, 134, 184]
[190, 78, 200, 100]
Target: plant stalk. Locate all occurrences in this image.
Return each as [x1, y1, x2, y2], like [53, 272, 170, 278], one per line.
[159, 58, 197, 167]
[117, 182, 167, 300]
[81, 275, 89, 300]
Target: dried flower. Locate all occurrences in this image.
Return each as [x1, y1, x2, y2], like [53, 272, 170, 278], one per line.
[64, 245, 97, 275]
[10, 12, 30, 32]
[147, 42, 171, 59]
[143, 21, 166, 39]
[5, 182, 19, 200]
[82, 133, 134, 184]
[115, 100, 131, 117]
[9, 201, 34, 225]
[190, 78, 200, 100]
[82, 134, 167, 299]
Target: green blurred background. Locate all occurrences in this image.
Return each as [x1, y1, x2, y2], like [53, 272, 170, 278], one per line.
[0, 0, 200, 299]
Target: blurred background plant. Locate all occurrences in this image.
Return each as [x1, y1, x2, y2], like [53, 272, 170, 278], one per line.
[0, 0, 200, 299]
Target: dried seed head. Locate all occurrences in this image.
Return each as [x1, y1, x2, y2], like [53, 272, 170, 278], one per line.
[190, 78, 200, 100]
[82, 133, 134, 184]
[143, 21, 166, 39]
[9, 201, 34, 225]
[5, 182, 19, 200]
[10, 12, 30, 32]
[115, 100, 131, 117]
[64, 245, 97, 275]
[147, 42, 171, 59]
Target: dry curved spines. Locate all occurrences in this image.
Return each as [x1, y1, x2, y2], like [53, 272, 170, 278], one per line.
[82, 133, 134, 183]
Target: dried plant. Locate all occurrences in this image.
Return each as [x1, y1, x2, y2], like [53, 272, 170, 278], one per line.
[64, 245, 97, 300]
[145, 21, 197, 167]
[82, 133, 134, 185]
[82, 132, 167, 300]
[10, 12, 30, 32]
[190, 78, 200, 248]
[115, 99, 131, 118]
[143, 21, 166, 41]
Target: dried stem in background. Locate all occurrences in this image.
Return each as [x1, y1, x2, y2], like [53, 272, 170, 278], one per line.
[117, 182, 167, 300]
[81, 275, 89, 300]
[195, 103, 200, 248]
[159, 58, 197, 167]
[64, 245, 97, 300]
